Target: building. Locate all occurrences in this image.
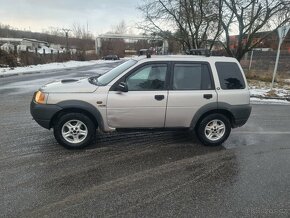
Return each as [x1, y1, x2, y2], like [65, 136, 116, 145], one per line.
[0, 42, 15, 52]
[229, 30, 290, 51]
[0, 37, 49, 52]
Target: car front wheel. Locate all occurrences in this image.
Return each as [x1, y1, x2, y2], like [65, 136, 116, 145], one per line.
[53, 113, 96, 149]
[196, 113, 231, 146]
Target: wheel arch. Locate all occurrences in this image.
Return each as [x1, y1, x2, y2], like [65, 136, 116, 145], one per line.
[50, 100, 104, 130]
[190, 103, 235, 129]
[195, 109, 234, 129]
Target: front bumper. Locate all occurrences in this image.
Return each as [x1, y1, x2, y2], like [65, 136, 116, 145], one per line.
[30, 101, 62, 129]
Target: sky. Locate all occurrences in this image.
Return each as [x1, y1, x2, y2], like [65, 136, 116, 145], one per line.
[0, 0, 143, 36]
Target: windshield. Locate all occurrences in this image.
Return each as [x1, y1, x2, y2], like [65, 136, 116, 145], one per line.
[89, 59, 137, 86]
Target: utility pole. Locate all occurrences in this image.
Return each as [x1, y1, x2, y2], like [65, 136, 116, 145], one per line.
[62, 28, 71, 53]
[271, 25, 290, 90]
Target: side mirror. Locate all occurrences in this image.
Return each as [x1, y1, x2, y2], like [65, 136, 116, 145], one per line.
[116, 82, 128, 92]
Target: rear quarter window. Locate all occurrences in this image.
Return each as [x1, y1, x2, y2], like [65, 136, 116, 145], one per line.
[215, 62, 245, 89]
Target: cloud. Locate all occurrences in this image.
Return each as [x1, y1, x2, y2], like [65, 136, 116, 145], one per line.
[0, 0, 142, 34]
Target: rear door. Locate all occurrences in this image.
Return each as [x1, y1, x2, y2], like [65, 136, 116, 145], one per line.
[165, 62, 217, 127]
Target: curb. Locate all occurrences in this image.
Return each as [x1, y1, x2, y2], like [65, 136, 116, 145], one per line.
[0, 68, 76, 78]
[0, 71, 42, 78]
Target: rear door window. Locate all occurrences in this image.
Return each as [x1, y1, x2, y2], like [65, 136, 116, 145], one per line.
[215, 62, 245, 89]
[172, 63, 214, 90]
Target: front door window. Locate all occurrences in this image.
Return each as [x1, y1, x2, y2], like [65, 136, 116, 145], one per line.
[126, 64, 167, 91]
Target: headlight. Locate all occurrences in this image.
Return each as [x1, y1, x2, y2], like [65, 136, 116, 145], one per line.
[34, 91, 48, 104]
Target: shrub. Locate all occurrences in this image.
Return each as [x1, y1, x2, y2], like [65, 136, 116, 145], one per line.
[0, 49, 17, 68]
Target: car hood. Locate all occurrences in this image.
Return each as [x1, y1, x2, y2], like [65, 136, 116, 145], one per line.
[40, 78, 98, 93]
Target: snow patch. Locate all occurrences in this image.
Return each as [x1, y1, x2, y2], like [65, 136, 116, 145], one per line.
[0, 60, 120, 76]
[251, 97, 290, 105]
[250, 88, 290, 98]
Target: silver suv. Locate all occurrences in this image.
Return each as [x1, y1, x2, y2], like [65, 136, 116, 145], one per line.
[31, 56, 251, 149]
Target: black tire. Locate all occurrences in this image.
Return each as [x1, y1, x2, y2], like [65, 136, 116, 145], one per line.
[196, 113, 231, 146]
[53, 112, 96, 149]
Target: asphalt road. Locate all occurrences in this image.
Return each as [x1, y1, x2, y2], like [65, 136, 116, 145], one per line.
[1, 62, 290, 218]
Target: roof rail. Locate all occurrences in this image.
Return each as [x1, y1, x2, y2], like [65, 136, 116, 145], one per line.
[187, 49, 211, 57]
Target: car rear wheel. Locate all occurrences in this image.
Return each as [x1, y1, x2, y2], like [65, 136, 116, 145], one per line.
[53, 113, 96, 149]
[196, 113, 231, 146]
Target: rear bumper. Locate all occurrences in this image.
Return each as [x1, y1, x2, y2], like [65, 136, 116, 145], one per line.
[230, 104, 252, 128]
[30, 101, 62, 129]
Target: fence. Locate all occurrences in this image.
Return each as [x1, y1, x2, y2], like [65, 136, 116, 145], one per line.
[240, 50, 290, 81]
[0, 48, 98, 68]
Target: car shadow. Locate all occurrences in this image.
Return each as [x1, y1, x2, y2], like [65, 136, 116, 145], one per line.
[85, 130, 226, 158]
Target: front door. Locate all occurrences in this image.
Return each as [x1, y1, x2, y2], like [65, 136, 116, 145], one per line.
[107, 63, 169, 128]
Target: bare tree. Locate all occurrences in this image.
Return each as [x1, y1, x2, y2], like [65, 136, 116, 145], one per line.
[139, 0, 290, 61]
[71, 22, 93, 39]
[44, 27, 62, 37]
[110, 20, 128, 34]
[220, 0, 290, 61]
[138, 0, 222, 51]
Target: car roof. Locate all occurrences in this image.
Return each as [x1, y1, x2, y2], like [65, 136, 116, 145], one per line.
[132, 55, 238, 63]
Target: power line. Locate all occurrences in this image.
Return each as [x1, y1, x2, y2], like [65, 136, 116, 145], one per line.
[62, 28, 71, 53]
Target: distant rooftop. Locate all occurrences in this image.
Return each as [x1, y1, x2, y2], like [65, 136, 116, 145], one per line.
[97, 34, 163, 40]
[0, 37, 48, 44]
[0, 38, 22, 42]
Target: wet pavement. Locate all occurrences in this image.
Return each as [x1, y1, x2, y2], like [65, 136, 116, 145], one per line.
[1, 62, 290, 217]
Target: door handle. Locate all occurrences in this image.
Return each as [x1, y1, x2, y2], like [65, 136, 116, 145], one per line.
[155, 95, 165, 101]
[203, 94, 213, 99]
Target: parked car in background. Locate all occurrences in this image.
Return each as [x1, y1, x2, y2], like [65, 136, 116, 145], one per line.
[103, 54, 119, 60]
[139, 49, 152, 58]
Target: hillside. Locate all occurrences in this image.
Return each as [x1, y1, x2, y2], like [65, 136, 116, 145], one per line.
[0, 24, 95, 50]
